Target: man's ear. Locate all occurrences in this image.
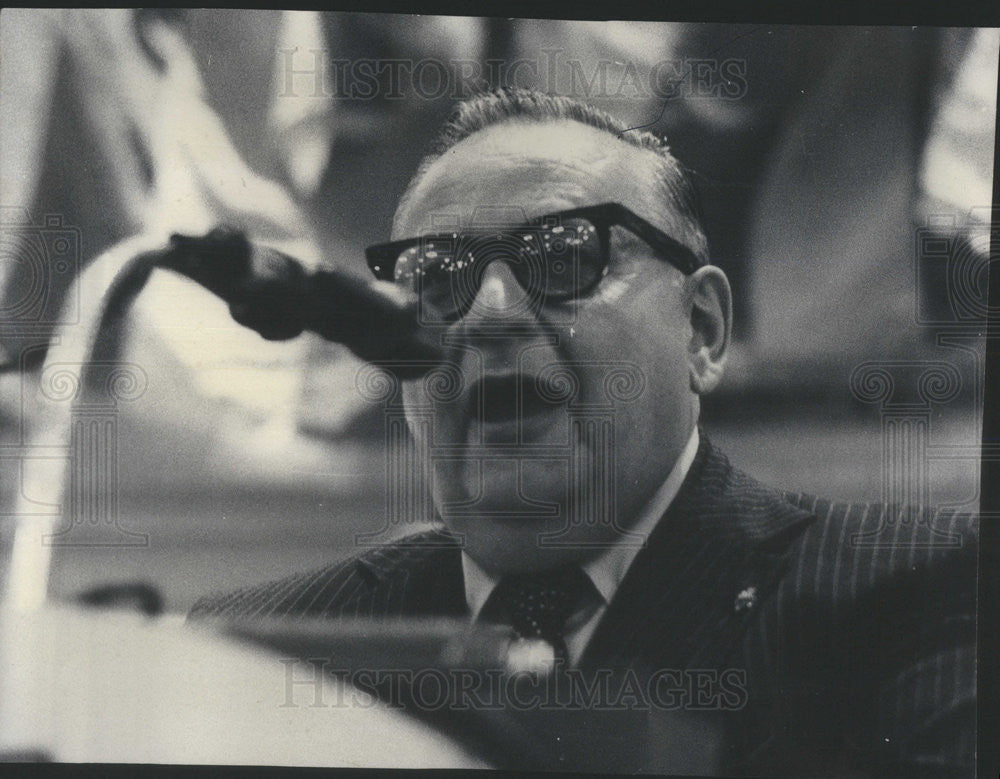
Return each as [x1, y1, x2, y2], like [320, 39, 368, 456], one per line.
[685, 265, 732, 395]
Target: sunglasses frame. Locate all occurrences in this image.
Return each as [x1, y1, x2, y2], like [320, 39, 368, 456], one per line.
[365, 202, 704, 311]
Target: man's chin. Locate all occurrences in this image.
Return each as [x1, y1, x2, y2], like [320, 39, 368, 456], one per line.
[431, 414, 620, 572]
[455, 517, 592, 575]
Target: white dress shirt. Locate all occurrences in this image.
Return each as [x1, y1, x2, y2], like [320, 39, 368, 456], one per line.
[461, 427, 700, 665]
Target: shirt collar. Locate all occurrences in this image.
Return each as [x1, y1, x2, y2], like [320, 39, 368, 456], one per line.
[462, 427, 700, 619]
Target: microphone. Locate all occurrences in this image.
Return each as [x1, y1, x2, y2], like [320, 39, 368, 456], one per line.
[158, 227, 443, 378]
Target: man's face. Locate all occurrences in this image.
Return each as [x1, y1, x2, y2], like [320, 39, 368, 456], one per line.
[393, 119, 705, 575]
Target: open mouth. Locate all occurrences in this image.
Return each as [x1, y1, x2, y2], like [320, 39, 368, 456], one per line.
[466, 373, 560, 427]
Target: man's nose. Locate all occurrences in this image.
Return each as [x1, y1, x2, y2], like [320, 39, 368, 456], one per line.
[460, 259, 536, 325]
[448, 257, 553, 379]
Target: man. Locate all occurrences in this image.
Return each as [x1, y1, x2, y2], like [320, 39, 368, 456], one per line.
[191, 89, 977, 776]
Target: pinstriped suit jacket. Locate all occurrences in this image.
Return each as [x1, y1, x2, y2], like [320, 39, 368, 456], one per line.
[191, 436, 977, 777]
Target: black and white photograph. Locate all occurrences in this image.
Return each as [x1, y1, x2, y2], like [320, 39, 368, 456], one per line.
[0, 7, 995, 775]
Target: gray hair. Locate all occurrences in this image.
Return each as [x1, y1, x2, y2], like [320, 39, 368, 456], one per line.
[394, 87, 709, 263]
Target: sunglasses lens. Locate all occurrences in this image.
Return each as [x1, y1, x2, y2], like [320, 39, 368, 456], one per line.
[393, 236, 463, 321]
[538, 218, 602, 298]
[390, 216, 605, 321]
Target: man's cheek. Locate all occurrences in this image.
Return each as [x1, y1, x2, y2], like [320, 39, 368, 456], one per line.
[592, 273, 638, 304]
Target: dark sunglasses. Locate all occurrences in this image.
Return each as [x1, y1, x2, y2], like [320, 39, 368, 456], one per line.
[366, 202, 703, 323]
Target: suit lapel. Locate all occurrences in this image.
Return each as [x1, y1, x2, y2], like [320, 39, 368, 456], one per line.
[580, 434, 816, 674]
[352, 529, 468, 618]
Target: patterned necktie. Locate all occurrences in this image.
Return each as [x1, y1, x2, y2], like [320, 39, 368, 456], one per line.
[484, 566, 595, 663]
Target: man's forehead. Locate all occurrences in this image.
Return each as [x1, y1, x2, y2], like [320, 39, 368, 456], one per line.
[393, 119, 670, 238]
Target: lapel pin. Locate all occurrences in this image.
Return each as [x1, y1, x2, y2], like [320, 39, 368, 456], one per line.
[734, 586, 757, 613]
